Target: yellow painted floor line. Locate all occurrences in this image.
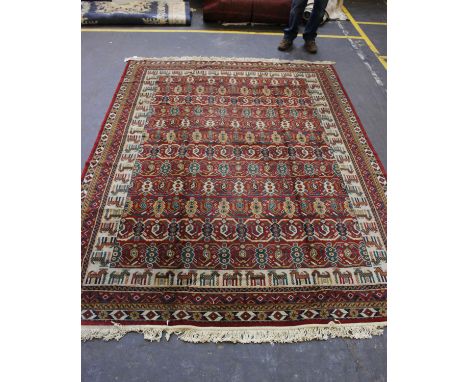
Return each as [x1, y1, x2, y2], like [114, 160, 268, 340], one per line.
[81, 28, 363, 39]
[377, 56, 387, 67]
[356, 21, 387, 26]
[342, 6, 387, 70]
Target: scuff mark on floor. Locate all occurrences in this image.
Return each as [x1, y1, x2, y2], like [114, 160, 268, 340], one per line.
[337, 21, 386, 91]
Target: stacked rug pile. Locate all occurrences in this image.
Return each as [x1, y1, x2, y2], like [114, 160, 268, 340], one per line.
[81, 0, 191, 26]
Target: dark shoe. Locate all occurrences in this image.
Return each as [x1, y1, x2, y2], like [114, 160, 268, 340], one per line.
[278, 38, 293, 51]
[305, 40, 318, 54]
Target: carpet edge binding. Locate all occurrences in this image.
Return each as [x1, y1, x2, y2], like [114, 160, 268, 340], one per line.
[82, 322, 386, 343]
[124, 56, 336, 65]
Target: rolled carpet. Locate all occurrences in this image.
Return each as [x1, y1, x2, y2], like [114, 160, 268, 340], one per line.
[203, 0, 346, 24]
[203, 0, 291, 24]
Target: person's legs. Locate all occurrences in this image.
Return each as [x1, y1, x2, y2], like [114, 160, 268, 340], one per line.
[283, 0, 309, 42]
[303, 0, 329, 42]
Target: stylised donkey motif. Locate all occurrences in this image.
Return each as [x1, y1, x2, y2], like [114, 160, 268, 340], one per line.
[85, 269, 108, 284]
[290, 270, 311, 285]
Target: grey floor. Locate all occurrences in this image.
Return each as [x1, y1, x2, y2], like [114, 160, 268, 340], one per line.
[82, 1, 387, 381]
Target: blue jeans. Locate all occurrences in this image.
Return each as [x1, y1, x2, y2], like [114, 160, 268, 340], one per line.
[283, 0, 329, 42]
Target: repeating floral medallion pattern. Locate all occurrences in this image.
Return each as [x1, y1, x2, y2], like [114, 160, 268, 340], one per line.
[81, 58, 386, 331]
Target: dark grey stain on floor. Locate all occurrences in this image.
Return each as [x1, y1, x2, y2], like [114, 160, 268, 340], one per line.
[81, 1, 387, 381]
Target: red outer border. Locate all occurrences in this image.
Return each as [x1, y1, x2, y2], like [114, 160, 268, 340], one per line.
[330, 66, 387, 177]
[82, 316, 386, 327]
[81, 61, 131, 181]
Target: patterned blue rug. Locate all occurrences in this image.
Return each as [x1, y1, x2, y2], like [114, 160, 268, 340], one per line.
[81, 1, 191, 26]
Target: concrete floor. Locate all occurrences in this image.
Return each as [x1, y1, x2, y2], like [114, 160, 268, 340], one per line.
[81, 1, 387, 381]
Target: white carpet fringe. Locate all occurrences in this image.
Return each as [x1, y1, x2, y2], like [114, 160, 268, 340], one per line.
[124, 56, 336, 65]
[82, 322, 386, 343]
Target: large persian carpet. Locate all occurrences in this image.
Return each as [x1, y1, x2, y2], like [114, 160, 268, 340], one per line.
[81, 0, 191, 26]
[81, 57, 387, 343]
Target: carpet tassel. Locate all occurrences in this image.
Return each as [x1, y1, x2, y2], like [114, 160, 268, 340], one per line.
[82, 322, 385, 343]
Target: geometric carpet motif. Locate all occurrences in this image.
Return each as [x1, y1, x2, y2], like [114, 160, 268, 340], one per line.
[81, 58, 387, 342]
